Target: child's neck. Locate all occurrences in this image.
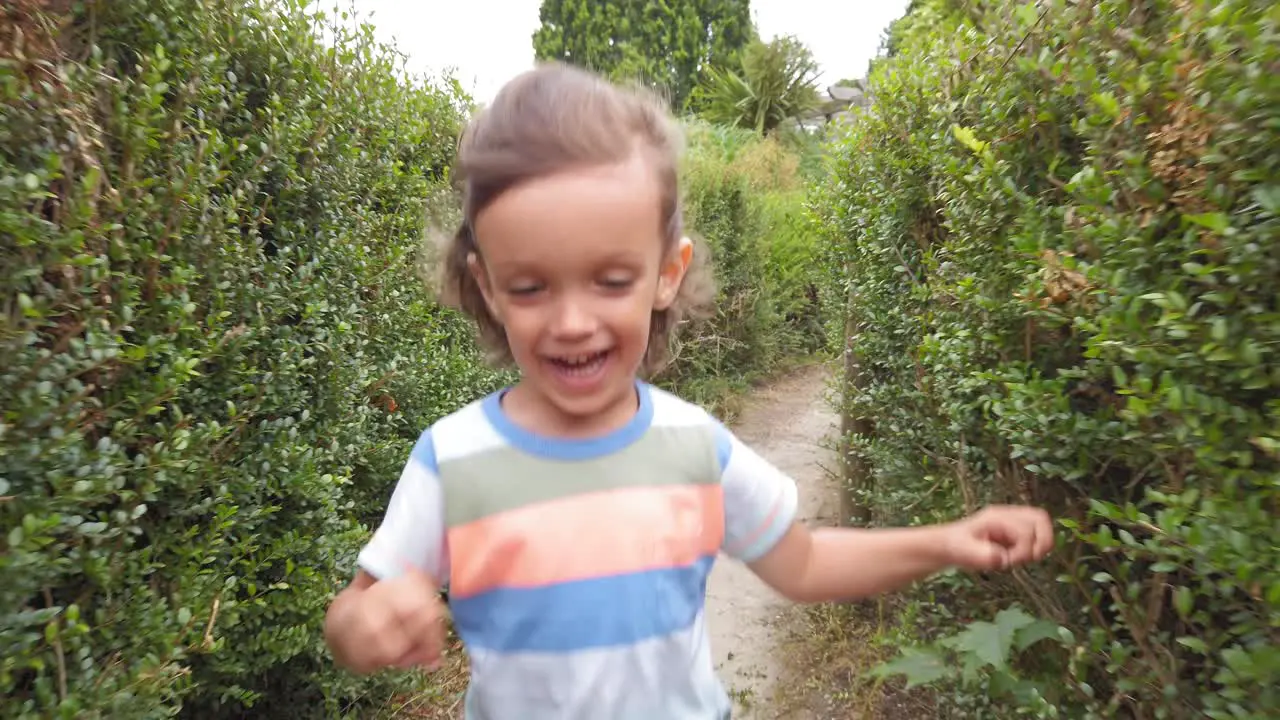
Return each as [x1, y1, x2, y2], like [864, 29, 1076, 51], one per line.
[500, 380, 640, 440]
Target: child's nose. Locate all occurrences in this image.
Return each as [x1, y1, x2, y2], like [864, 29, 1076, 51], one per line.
[550, 296, 596, 337]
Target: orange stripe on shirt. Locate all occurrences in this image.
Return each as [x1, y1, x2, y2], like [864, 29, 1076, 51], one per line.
[725, 495, 783, 558]
[447, 484, 725, 598]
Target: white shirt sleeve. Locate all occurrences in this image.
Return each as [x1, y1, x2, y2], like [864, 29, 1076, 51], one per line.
[715, 422, 799, 563]
[356, 429, 450, 585]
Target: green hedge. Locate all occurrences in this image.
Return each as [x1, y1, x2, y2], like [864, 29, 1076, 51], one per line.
[817, 0, 1277, 716]
[663, 121, 827, 412]
[1, 2, 827, 716]
[1, 1, 508, 716]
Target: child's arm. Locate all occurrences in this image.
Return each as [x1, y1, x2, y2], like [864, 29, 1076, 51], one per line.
[711, 421, 1052, 603]
[325, 429, 450, 672]
[746, 506, 1053, 603]
[325, 567, 445, 673]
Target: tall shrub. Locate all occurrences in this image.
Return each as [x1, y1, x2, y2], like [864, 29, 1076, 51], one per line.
[1, 1, 505, 716]
[666, 121, 826, 411]
[817, 0, 1278, 716]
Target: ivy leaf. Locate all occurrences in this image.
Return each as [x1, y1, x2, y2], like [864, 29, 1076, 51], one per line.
[868, 648, 952, 688]
[944, 621, 1007, 670]
[1014, 619, 1063, 651]
[942, 607, 1040, 671]
[995, 606, 1039, 637]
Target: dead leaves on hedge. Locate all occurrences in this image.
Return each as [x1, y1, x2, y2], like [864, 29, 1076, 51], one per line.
[1020, 248, 1092, 310]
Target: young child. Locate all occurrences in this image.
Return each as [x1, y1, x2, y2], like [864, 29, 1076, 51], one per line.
[323, 62, 1053, 719]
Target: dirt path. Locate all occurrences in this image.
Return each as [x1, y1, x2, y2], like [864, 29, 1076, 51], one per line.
[706, 362, 842, 719]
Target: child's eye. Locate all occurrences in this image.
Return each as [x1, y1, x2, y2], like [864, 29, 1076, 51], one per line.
[508, 284, 543, 296]
[600, 277, 634, 289]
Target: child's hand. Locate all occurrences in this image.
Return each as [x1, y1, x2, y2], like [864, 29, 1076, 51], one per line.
[333, 567, 446, 674]
[944, 505, 1054, 571]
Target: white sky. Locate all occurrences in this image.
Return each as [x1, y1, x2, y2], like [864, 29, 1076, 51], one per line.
[335, 0, 911, 103]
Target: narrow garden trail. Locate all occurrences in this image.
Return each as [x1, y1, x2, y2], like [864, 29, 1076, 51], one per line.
[706, 362, 843, 719]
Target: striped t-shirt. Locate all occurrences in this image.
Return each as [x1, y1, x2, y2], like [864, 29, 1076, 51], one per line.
[357, 380, 799, 720]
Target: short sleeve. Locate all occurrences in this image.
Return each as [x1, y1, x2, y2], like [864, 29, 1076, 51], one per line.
[356, 429, 450, 585]
[715, 422, 799, 563]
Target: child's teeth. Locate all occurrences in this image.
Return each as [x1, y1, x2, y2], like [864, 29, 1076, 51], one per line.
[554, 351, 606, 372]
[562, 352, 601, 366]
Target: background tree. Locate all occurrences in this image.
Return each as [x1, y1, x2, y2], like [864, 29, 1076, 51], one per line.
[694, 34, 822, 135]
[532, 0, 753, 112]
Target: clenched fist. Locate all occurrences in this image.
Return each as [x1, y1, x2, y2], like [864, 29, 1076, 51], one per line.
[944, 505, 1055, 572]
[324, 566, 446, 675]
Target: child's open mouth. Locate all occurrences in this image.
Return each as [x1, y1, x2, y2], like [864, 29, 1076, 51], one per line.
[545, 349, 612, 386]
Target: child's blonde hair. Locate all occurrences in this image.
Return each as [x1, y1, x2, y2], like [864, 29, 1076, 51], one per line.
[438, 62, 713, 374]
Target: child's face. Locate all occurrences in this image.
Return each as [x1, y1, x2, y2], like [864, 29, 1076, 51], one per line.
[469, 153, 689, 428]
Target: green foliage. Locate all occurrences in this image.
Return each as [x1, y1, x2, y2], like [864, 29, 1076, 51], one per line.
[0, 1, 825, 715]
[660, 120, 827, 413]
[531, 0, 753, 112]
[694, 35, 822, 135]
[0, 0, 508, 716]
[870, 605, 1068, 713]
[816, 0, 1279, 716]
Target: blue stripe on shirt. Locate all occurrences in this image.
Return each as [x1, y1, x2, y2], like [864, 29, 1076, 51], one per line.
[409, 428, 438, 473]
[449, 555, 715, 653]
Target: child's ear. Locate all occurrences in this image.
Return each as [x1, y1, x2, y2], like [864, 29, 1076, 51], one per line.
[655, 236, 693, 310]
[466, 252, 502, 321]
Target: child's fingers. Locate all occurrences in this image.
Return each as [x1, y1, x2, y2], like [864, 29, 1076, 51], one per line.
[1009, 534, 1036, 565]
[1003, 509, 1053, 565]
[397, 599, 443, 642]
[1012, 508, 1053, 561]
[1010, 517, 1037, 563]
[952, 532, 1007, 570]
[391, 607, 445, 669]
[393, 641, 441, 670]
[372, 628, 416, 669]
[1034, 512, 1055, 557]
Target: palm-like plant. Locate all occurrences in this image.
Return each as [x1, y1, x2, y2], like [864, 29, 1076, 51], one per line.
[695, 34, 822, 135]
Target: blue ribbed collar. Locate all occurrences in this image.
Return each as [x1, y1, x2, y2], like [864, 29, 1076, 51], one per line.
[480, 380, 654, 461]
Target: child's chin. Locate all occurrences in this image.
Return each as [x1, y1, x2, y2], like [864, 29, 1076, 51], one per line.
[541, 372, 640, 415]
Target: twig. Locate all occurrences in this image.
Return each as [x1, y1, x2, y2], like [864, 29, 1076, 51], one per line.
[1107, 585, 1180, 692]
[43, 588, 68, 703]
[1009, 565, 1068, 624]
[997, 5, 1049, 74]
[202, 594, 222, 649]
[889, 241, 924, 287]
[956, 432, 976, 514]
[814, 460, 839, 481]
[902, 476, 946, 512]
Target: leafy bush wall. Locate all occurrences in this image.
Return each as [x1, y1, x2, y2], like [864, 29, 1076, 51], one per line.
[816, 0, 1278, 715]
[1, 2, 826, 716]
